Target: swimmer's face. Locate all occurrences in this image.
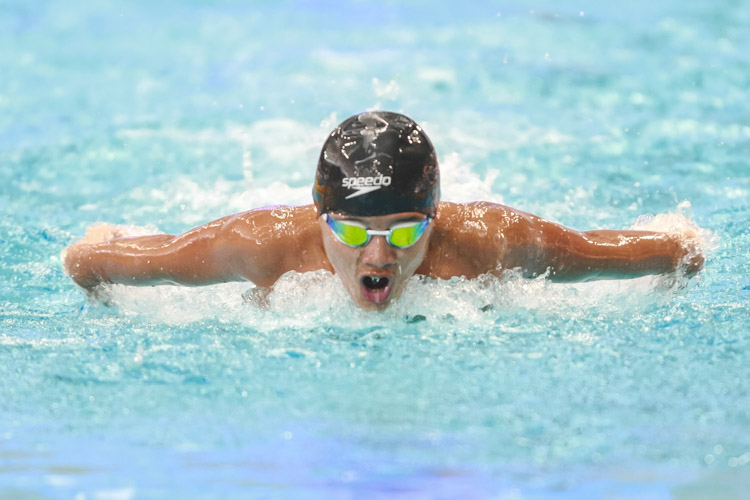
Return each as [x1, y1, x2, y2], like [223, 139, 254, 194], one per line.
[318, 212, 433, 311]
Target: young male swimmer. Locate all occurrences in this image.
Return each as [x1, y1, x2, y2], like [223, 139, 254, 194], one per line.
[63, 111, 705, 311]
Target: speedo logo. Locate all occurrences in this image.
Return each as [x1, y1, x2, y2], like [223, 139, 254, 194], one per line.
[342, 174, 392, 199]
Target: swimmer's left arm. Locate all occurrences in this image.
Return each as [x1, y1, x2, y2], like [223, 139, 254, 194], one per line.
[552, 229, 703, 281]
[517, 220, 705, 281]
[488, 206, 704, 281]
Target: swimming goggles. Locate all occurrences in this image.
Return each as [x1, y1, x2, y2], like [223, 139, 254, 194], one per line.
[324, 214, 431, 249]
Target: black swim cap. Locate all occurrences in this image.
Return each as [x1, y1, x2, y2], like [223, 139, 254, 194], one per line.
[313, 111, 440, 217]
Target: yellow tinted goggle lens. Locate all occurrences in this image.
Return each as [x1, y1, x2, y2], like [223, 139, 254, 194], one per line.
[329, 217, 368, 246]
[389, 224, 422, 248]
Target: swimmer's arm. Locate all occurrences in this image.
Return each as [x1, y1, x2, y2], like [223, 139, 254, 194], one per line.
[63, 218, 245, 290]
[63, 212, 292, 290]
[500, 213, 704, 281]
[547, 228, 703, 281]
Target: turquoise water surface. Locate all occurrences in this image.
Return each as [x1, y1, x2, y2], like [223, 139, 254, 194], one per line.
[2, 1, 749, 498]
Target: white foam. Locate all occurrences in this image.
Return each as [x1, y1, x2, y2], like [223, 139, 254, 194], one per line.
[101, 281, 250, 325]
[119, 119, 330, 224]
[440, 153, 503, 204]
[99, 265, 681, 331]
[629, 201, 719, 255]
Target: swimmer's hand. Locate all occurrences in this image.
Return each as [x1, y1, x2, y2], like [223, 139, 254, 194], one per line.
[671, 226, 705, 278]
[62, 222, 158, 293]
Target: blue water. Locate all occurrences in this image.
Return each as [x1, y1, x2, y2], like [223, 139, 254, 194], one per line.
[2, 0, 749, 498]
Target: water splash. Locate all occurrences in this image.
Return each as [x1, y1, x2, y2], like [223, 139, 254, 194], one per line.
[96, 262, 692, 332]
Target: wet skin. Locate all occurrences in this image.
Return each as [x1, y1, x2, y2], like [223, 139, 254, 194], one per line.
[63, 202, 704, 309]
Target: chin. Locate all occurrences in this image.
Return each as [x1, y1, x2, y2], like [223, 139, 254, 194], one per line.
[357, 297, 393, 311]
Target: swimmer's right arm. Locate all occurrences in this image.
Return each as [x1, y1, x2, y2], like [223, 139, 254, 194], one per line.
[63, 218, 248, 290]
[63, 207, 316, 291]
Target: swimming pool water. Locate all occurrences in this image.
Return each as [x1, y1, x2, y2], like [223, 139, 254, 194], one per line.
[2, 0, 749, 498]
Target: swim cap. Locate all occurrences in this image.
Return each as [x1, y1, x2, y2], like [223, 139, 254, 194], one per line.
[313, 111, 440, 217]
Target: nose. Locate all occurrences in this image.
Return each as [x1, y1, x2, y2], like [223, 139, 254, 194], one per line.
[361, 235, 397, 267]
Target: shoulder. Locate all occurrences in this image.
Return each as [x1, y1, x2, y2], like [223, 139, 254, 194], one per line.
[432, 201, 517, 249]
[433, 201, 529, 232]
[419, 202, 513, 278]
[221, 204, 319, 240]
[218, 204, 325, 260]
[420, 201, 546, 278]
[215, 204, 329, 284]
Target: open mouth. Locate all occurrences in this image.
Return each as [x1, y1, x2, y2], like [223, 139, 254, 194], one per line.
[360, 276, 393, 304]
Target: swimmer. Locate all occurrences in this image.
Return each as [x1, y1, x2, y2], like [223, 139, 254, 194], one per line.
[63, 111, 705, 310]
